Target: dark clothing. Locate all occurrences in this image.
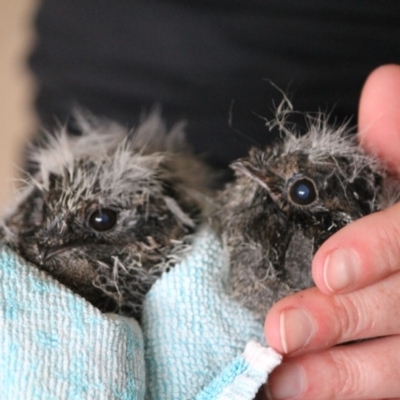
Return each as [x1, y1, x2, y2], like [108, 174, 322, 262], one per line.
[29, 0, 400, 169]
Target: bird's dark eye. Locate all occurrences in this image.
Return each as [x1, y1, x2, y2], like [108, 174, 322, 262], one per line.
[88, 209, 118, 231]
[288, 178, 317, 206]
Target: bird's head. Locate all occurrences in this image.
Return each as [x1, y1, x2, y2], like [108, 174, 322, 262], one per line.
[214, 118, 391, 319]
[3, 111, 212, 317]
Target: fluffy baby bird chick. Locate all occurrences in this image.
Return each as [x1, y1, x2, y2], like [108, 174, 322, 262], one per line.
[1, 112, 213, 319]
[213, 116, 400, 320]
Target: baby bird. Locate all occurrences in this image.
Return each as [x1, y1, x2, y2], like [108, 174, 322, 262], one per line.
[213, 115, 400, 320]
[1, 111, 213, 319]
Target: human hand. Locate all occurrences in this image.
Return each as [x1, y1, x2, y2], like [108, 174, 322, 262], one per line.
[264, 64, 400, 400]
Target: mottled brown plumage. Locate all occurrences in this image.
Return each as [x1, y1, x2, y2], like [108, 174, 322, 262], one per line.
[1, 111, 214, 319]
[213, 114, 400, 320]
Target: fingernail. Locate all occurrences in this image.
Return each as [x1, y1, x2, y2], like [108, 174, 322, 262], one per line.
[280, 308, 316, 353]
[323, 248, 360, 292]
[266, 363, 306, 399]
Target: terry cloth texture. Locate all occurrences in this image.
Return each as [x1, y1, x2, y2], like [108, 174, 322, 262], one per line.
[195, 342, 281, 400]
[0, 244, 145, 400]
[142, 227, 278, 400]
[0, 227, 281, 399]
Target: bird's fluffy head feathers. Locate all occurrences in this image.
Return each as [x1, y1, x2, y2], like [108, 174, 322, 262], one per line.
[1, 111, 213, 318]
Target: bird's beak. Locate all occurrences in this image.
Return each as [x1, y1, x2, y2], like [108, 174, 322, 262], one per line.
[38, 242, 82, 263]
[231, 160, 267, 183]
[231, 160, 281, 203]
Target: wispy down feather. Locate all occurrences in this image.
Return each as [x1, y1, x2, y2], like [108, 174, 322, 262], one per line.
[1, 110, 215, 319]
[212, 104, 400, 320]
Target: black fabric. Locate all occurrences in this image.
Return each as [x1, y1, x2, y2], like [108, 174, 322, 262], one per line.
[29, 0, 400, 169]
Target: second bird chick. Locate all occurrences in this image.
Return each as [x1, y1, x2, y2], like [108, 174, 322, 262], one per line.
[213, 115, 400, 320]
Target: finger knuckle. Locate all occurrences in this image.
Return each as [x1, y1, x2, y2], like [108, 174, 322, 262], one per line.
[326, 349, 365, 398]
[333, 295, 363, 340]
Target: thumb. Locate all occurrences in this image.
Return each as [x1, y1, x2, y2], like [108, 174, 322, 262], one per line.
[358, 64, 400, 171]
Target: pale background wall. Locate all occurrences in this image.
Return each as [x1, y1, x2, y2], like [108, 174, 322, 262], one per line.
[0, 0, 39, 210]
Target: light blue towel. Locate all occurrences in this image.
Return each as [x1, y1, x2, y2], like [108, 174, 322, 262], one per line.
[143, 227, 281, 399]
[195, 341, 281, 400]
[0, 227, 281, 399]
[0, 244, 145, 400]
